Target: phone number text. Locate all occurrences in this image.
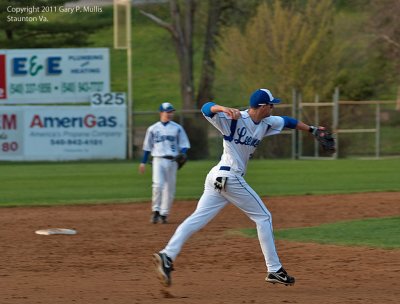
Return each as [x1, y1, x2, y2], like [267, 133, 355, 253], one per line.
[50, 139, 103, 146]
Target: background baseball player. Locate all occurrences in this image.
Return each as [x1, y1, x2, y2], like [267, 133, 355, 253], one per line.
[139, 102, 191, 224]
[153, 89, 335, 286]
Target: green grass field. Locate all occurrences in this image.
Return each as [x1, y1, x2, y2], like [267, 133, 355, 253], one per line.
[0, 158, 399, 206]
[240, 217, 400, 249]
[1, 5, 397, 257]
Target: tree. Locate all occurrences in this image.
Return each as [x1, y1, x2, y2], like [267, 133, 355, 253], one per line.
[195, 0, 261, 107]
[140, 0, 260, 109]
[140, 0, 196, 110]
[140, 0, 257, 158]
[369, 0, 400, 66]
[0, 0, 109, 48]
[369, 0, 400, 108]
[195, 0, 221, 107]
[215, 0, 339, 102]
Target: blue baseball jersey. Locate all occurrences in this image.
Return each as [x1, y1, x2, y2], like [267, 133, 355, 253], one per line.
[142, 121, 190, 157]
[203, 110, 285, 176]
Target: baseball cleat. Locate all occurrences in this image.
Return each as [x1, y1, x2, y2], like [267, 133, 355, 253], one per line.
[151, 211, 160, 224]
[265, 267, 295, 286]
[160, 215, 168, 224]
[153, 252, 174, 287]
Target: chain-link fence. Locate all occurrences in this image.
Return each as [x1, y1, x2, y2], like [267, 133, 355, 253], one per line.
[132, 99, 400, 161]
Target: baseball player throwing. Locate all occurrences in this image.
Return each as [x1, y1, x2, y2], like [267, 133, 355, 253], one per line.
[153, 89, 335, 287]
[139, 102, 190, 224]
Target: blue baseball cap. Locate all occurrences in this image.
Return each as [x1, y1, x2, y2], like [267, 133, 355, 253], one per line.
[249, 89, 281, 108]
[159, 102, 175, 112]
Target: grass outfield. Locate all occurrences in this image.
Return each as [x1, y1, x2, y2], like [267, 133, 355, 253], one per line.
[240, 217, 400, 249]
[0, 158, 399, 207]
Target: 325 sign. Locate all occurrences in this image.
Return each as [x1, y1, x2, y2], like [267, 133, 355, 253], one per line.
[90, 92, 126, 107]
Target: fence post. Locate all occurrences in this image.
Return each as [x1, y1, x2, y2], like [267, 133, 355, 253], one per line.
[333, 87, 339, 159]
[179, 110, 184, 126]
[314, 94, 320, 157]
[291, 88, 297, 160]
[375, 102, 381, 158]
[298, 92, 303, 158]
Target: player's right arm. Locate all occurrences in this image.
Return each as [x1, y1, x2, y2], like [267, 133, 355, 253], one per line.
[138, 150, 150, 174]
[138, 126, 153, 174]
[201, 102, 241, 137]
[202, 102, 241, 120]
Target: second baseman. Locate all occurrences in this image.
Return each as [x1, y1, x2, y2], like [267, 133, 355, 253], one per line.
[139, 102, 190, 224]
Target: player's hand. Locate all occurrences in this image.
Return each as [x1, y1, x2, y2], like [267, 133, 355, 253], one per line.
[138, 163, 146, 174]
[221, 107, 241, 120]
[309, 126, 336, 153]
[309, 126, 326, 135]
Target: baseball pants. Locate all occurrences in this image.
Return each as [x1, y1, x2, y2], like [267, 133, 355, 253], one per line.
[152, 157, 178, 216]
[161, 165, 282, 272]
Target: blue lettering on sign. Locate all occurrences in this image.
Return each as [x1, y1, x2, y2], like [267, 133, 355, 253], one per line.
[12, 58, 27, 75]
[12, 56, 63, 76]
[231, 127, 261, 147]
[153, 131, 175, 143]
[47, 57, 62, 75]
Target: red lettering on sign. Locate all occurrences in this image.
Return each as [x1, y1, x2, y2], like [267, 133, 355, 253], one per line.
[30, 115, 44, 128]
[84, 114, 96, 128]
[1, 114, 16, 129]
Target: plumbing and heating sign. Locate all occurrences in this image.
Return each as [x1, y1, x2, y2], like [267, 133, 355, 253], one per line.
[0, 48, 110, 104]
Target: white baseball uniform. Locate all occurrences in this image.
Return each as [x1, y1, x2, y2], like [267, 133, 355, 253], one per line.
[142, 121, 190, 216]
[161, 104, 287, 272]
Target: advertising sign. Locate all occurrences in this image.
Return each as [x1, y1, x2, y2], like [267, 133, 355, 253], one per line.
[0, 48, 110, 104]
[0, 106, 126, 160]
[0, 53, 6, 99]
[0, 110, 23, 157]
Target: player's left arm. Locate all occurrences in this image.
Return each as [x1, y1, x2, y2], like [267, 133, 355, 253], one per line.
[280, 116, 336, 153]
[178, 126, 191, 152]
[280, 116, 322, 132]
[174, 126, 190, 169]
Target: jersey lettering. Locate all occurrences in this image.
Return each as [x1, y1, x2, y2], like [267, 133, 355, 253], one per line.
[232, 127, 261, 147]
[153, 131, 175, 143]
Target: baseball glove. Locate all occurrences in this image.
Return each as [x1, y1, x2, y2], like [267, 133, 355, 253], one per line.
[310, 126, 336, 153]
[175, 153, 187, 170]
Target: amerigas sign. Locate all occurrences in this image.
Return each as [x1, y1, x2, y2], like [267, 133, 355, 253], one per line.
[0, 106, 126, 161]
[0, 48, 110, 104]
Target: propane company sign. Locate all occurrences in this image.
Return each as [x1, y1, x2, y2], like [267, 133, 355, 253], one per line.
[0, 48, 110, 104]
[0, 106, 126, 160]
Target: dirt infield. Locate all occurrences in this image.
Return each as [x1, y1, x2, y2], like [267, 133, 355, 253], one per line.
[1, 192, 399, 304]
